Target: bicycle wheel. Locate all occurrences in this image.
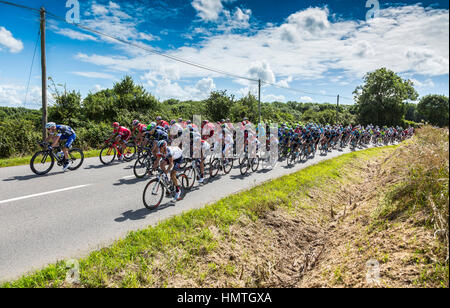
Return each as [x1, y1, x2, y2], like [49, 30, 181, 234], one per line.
[240, 158, 249, 175]
[100, 145, 116, 165]
[143, 179, 165, 210]
[289, 151, 297, 166]
[123, 143, 137, 161]
[68, 148, 84, 171]
[223, 158, 234, 174]
[134, 156, 151, 179]
[210, 158, 220, 178]
[184, 166, 196, 190]
[177, 174, 190, 194]
[30, 151, 54, 175]
[251, 157, 260, 172]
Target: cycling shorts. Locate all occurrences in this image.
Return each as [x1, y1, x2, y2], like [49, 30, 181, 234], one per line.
[60, 133, 76, 149]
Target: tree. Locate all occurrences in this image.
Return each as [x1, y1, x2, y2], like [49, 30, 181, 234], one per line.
[48, 79, 82, 127]
[353, 68, 418, 126]
[230, 93, 258, 123]
[204, 90, 233, 122]
[417, 95, 449, 127]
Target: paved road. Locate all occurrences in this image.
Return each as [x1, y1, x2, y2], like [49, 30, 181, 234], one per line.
[0, 146, 370, 282]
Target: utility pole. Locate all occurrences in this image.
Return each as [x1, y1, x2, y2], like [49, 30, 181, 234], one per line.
[335, 94, 340, 124]
[40, 7, 47, 140]
[258, 79, 261, 124]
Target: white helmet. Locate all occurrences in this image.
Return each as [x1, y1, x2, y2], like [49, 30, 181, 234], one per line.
[46, 122, 56, 129]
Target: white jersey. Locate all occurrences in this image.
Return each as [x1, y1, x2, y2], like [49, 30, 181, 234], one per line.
[166, 146, 183, 160]
[170, 123, 183, 136]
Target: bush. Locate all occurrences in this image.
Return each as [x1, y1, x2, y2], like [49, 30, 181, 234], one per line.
[74, 122, 112, 150]
[0, 119, 41, 158]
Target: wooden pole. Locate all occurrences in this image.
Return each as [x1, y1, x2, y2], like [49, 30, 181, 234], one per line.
[258, 79, 261, 124]
[40, 7, 47, 140]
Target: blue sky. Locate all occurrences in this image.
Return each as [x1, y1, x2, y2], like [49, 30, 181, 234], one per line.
[0, 0, 448, 109]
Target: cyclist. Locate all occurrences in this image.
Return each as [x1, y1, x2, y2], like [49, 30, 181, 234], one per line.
[156, 116, 170, 131]
[110, 122, 131, 161]
[169, 120, 184, 143]
[45, 122, 76, 172]
[201, 120, 215, 141]
[132, 120, 147, 146]
[192, 136, 211, 184]
[153, 141, 183, 202]
[145, 123, 169, 157]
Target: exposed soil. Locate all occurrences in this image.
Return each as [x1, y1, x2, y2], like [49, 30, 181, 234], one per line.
[153, 148, 447, 288]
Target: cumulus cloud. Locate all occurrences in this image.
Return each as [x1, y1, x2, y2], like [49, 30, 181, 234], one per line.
[300, 96, 314, 102]
[263, 94, 286, 102]
[72, 71, 115, 79]
[74, 4, 449, 94]
[0, 84, 41, 107]
[53, 28, 97, 41]
[247, 61, 276, 84]
[192, 0, 224, 22]
[52, 1, 159, 50]
[0, 27, 23, 53]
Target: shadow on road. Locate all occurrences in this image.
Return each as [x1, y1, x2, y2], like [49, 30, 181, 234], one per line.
[2, 172, 62, 182]
[113, 177, 147, 186]
[115, 203, 176, 222]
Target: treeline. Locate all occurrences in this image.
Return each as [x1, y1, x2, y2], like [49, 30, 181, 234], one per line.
[0, 76, 357, 159]
[1, 68, 448, 159]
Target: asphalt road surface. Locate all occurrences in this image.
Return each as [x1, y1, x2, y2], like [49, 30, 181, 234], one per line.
[0, 145, 373, 282]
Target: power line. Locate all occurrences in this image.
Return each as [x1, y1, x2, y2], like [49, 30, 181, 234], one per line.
[0, 1, 354, 102]
[24, 29, 40, 107]
[0, 0, 39, 13]
[45, 11, 259, 83]
[45, 10, 353, 101]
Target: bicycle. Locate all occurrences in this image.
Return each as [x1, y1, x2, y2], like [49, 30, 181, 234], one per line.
[142, 163, 190, 210]
[30, 142, 84, 175]
[239, 154, 260, 175]
[99, 138, 137, 165]
[133, 146, 155, 179]
[287, 144, 301, 167]
[210, 155, 234, 177]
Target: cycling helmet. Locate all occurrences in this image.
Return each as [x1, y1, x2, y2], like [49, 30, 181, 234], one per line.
[132, 120, 140, 126]
[170, 120, 176, 125]
[157, 140, 167, 149]
[112, 122, 120, 128]
[46, 122, 56, 129]
[156, 116, 162, 121]
[146, 122, 157, 132]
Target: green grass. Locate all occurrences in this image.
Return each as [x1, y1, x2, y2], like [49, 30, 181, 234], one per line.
[1, 145, 398, 288]
[0, 150, 102, 168]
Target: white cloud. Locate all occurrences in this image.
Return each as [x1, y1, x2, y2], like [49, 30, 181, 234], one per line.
[195, 77, 216, 93]
[300, 96, 314, 102]
[72, 71, 115, 79]
[0, 84, 41, 107]
[247, 61, 276, 84]
[263, 94, 286, 102]
[146, 75, 216, 101]
[53, 28, 97, 41]
[410, 78, 435, 88]
[74, 4, 449, 93]
[0, 27, 23, 53]
[192, 0, 224, 22]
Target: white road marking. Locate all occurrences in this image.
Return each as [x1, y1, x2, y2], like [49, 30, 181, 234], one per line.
[0, 185, 91, 205]
[121, 175, 135, 180]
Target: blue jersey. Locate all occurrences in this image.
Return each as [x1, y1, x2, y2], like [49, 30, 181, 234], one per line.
[55, 125, 74, 139]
